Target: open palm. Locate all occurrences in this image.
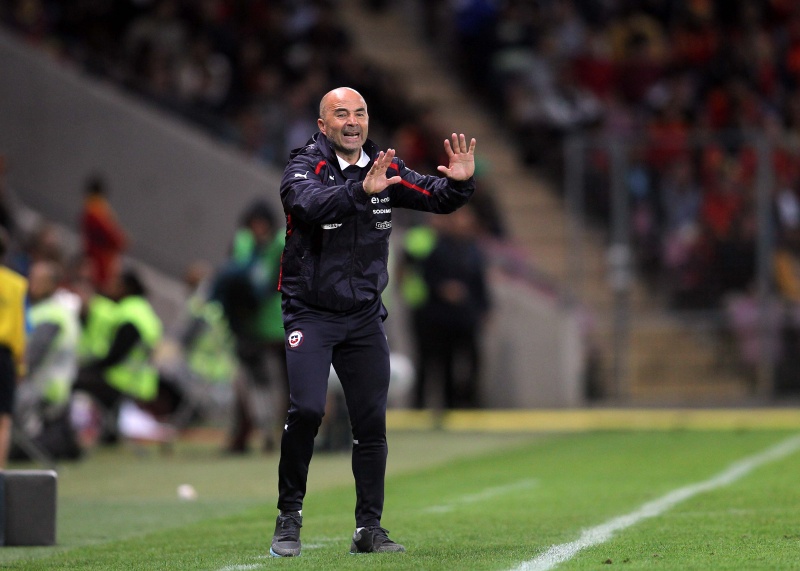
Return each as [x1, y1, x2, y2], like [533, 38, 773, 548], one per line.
[437, 133, 477, 181]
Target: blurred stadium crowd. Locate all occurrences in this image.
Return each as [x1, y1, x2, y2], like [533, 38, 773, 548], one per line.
[0, 0, 447, 173]
[431, 0, 800, 312]
[434, 0, 800, 390]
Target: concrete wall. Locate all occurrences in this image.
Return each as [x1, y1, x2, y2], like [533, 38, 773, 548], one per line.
[481, 277, 586, 408]
[0, 29, 287, 275]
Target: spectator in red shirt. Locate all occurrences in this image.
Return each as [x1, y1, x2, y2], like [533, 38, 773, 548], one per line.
[80, 175, 128, 294]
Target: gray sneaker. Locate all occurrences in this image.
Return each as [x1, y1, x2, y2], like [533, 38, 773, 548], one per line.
[269, 511, 302, 557]
[350, 526, 406, 554]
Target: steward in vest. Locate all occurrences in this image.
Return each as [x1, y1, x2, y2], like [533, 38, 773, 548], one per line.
[182, 292, 237, 386]
[399, 207, 491, 409]
[156, 260, 238, 429]
[211, 200, 287, 453]
[176, 261, 237, 388]
[12, 260, 82, 461]
[0, 258, 27, 380]
[73, 268, 163, 442]
[212, 201, 285, 344]
[0, 228, 28, 468]
[0, 254, 27, 381]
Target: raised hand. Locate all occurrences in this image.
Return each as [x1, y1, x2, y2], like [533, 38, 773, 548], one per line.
[363, 149, 402, 195]
[437, 133, 477, 181]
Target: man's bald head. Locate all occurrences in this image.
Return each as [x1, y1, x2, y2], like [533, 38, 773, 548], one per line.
[319, 87, 366, 119]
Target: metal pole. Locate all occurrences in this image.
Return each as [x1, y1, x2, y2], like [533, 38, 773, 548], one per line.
[608, 139, 632, 399]
[755, 134, 775, 398]
[564, 134, 585, 306]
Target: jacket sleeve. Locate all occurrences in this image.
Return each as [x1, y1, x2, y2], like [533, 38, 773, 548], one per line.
[388, 159, 475, 214]
[280, 154, 370, 224]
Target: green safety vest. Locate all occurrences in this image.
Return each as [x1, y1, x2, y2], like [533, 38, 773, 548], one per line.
[185, 296, 237, 384]
[28, 295, 80, 405]
[401, 226, 438, 308]
[78, 294, 118, 364]
[105, 295, 163, 401]
[232, 229, 285, 341]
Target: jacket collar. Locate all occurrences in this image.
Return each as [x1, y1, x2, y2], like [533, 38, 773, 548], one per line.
[305, 132, 379, 165]
[335, 149, 370, 170]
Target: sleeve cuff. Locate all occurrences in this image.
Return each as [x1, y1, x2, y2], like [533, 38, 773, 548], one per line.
[352, 181, 369, 206]
[448, 176, 475, 190]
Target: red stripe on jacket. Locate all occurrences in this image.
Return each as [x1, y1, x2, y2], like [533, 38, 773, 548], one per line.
[388, 163, 431, 196]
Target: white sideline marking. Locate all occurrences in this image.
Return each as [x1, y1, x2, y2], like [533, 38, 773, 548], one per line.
[424, 479, 538, 514]
[510, 434, 800, 571]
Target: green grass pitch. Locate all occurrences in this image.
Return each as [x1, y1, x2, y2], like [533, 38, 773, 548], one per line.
[3, 409, 800, 570]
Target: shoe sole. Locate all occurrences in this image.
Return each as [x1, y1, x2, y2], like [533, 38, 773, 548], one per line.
[349, 549, 406, 554]
[269, 547, 301, 557]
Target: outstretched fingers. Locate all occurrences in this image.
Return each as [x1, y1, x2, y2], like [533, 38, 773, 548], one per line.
[444, 133, 476, 156]
[437, 133, 476, 180]
[364, 149, 401, 194]
[454, 132, 467, 154]
[371, 149, 395, 173]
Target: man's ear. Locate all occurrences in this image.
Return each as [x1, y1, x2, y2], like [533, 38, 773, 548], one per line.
[317, 118, 326, 134]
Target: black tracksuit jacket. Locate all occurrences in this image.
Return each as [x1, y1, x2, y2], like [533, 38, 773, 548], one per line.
[278, 132, 475, 313]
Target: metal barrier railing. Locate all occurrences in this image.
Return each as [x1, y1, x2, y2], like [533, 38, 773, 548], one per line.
[563, 132, 798, 402]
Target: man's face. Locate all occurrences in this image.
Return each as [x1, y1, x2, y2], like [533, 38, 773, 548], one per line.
[318, 90, 369, 162]
[28, 263, 56, 303]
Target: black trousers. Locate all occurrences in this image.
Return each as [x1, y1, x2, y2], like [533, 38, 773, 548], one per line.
[277, 297, 390, 528]
[412, 314, 481, 409]
[0, 346, 15, 414]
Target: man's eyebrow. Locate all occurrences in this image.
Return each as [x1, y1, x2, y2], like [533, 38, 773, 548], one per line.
[334, 106, 367, 113]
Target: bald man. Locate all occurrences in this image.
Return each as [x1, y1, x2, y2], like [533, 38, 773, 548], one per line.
[270, 87, 477, 557]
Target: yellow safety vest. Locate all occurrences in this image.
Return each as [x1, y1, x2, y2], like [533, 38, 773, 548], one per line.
[0, 266, 28, 377]
[186, 297, 237, 384]
[105, 296, 163, 401]
[78, 294, 118, 364]
[28, 295, 80, 404]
